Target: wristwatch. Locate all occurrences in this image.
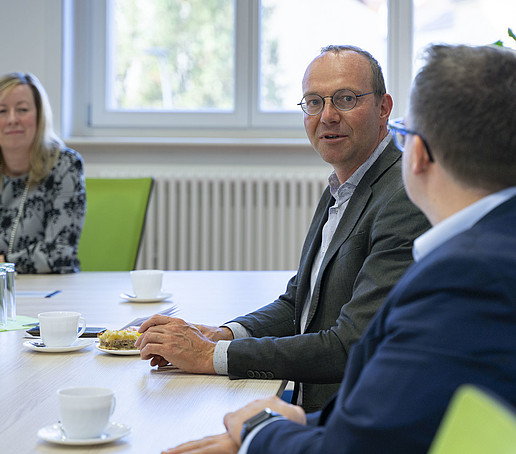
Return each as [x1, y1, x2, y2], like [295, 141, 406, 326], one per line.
[240, 407, 282, 442]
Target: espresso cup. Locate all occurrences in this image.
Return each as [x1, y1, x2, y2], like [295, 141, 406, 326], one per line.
[38, 311, 86, 347]
[130, 269, 163, 298]
[58, 387, 116, 439]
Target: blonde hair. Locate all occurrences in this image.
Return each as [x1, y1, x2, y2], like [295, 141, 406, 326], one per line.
[0, 72, 62, 186]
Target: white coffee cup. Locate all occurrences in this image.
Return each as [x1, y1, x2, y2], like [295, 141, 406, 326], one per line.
[130, 269, 163, 298]
[58, 387, 116, 439]
[38, 311, 86, 347]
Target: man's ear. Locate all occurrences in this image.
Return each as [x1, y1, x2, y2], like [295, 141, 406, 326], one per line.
[410, 135, 432, 174]
[379, 94, 393, 119]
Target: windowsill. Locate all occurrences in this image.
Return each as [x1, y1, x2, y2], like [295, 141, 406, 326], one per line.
[65, 135, 312, 149]
[65, 135, 325, 168]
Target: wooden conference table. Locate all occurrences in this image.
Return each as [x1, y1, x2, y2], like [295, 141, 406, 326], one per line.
[0, 271, 293, 453]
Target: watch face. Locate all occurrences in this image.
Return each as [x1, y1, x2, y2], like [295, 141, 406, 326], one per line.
[241, 408, 279, 442]
[250, 408, 272, 421]
[256, 409, 273, 423]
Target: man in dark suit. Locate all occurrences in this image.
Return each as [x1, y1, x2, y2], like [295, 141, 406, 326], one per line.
[136, 45, 429, 412]
[160, 43, 516, 454]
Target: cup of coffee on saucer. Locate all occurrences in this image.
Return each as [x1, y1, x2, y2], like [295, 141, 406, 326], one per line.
[38, 311, 86, 347]
[58, 387, 116, 439]
[124, 269, 170, 302]
[37, 387, 131, 445]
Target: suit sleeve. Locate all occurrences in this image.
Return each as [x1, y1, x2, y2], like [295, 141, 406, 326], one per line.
[226, 184, 430, 384]
[248, 248, 516, 453]
[229, 272, 299, 339]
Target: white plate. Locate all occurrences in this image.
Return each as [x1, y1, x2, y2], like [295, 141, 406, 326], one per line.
[37, 421, 131, 445]
[96, 344, 141, 355]
[23, 338, 94, 353]
[120, 292, 172, 303]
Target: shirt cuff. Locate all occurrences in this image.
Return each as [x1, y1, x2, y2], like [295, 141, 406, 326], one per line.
[223, 322, 252, 339]
[238, 417, 285, 454]
[213, 340, 231, 375]
[213, 323, 251, 375]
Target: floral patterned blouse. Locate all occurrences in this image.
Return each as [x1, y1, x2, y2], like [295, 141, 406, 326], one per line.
[0, 148, 86, 273]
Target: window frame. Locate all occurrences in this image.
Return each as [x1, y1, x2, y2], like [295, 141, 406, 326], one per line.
[90, 0, 252, 129]
[67, 0, 412, 139]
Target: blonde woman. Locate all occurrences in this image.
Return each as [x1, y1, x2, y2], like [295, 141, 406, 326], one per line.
[0, 72, 85, 273]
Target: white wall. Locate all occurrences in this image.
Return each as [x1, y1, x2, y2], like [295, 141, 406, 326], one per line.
[0, 0, 63, 132]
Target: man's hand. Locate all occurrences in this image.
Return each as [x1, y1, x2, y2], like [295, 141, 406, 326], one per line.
[135, 315, 217, 373]
[194, 324, 234, 342]
[160, 397, 305, 453]
[224, 395, 307, 446]
[161, 433, 238, 454]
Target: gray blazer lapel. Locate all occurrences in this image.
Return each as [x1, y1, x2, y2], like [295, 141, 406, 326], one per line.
[305, 142, 402, 327]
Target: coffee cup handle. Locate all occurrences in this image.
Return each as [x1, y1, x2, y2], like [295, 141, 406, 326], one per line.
[77, 317, 86, 338]
[111, 396, 117, 416]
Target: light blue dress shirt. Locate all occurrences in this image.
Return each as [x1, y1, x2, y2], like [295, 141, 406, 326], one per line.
[413, 186, 516, 262]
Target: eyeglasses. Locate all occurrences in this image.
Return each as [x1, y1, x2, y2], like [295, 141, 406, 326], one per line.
[388, 118, 434, 162]
[297, 89, 376, 116]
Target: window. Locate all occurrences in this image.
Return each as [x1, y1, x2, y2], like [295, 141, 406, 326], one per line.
[412, 0, 516, 75]
[109, 0, 236, 113]
[68, 0, 515, 138]
[259, 0, 387, 112]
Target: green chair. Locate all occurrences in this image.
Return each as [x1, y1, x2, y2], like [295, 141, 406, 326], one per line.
[78, 178, 154, 271]
[428, 385, 516, 454]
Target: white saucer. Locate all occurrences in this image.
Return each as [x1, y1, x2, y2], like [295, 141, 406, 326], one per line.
[23, 338, 94, 353]
[37, 421, 131, 445]
[120, 292, 172, 303]
[96, 344, 141, 355]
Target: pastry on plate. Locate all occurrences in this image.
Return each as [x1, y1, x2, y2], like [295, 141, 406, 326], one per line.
[97, 327, 141, 350]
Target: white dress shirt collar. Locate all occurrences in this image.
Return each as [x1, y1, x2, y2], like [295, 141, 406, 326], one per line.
[328, 132, 393, 200]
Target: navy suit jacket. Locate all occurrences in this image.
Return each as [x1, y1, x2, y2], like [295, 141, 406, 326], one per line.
[248, 195, 516, 453]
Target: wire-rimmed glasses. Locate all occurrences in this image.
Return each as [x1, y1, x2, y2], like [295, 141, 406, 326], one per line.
[388, 118, 434, 162]
[297, 89, 376, 116]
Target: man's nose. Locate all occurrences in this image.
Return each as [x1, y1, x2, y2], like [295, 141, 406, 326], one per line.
[320, 97, 340, 123]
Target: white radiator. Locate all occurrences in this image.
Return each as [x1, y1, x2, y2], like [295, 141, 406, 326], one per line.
[87, 166, 329, 270]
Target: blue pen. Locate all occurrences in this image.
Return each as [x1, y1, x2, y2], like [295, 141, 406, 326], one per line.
[45, 290, 62, 298]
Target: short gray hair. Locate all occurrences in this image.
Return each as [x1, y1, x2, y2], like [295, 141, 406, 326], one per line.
[320, 45, 386, 102]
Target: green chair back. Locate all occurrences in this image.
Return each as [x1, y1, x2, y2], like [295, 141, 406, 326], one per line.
[428, 385, 516, 454]
[78, 178, 154, 271]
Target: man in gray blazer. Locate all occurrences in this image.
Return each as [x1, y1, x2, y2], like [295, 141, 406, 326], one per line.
[136, 45, 430, 412]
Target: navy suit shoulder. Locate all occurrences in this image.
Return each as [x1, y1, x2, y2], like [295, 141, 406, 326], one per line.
[249, 196, 516, 453]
